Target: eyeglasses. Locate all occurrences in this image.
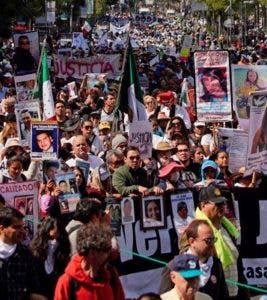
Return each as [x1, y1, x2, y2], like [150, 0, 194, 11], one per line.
[178, 148, 189, 153]
[128, 156, 140, 160]
[201, 237, 217, 246]
[83, 125, 93, 130]
[172, 122, 181, 127]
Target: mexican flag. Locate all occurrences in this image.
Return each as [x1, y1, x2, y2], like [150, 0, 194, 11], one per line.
[36, 48, 55, 119]
[115, 41, 147, 122]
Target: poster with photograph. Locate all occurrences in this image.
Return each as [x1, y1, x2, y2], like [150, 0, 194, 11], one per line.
[245, 91, 267, 176]
[31, 122, 58, 159]
[75, 159, 90, 183]
[14, 73, 36, 102]
[67, 81, 78, 100]
[121, 198, 135, 224]
[170, 192, 195, 236]
[0, 180, 38, 235]
[42, 160, 60, 183]
[141, 196, 166, 230]
[13, 31, 39, 74]
[15, 101, 41, 146]
[231, 65, 267, 131]
[55, 172, 80, 214]
[106, 199, 122, 236]
[194, 51, 232, 122]
[86, 73, 108, 90]
[129, 121, 153, 159]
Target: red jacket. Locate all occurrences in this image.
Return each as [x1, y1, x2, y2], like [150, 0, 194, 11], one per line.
[54, 255, 125, 300]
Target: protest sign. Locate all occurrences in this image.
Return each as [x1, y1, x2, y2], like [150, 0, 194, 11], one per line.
[218, 127, 249, 173]
[194, 51, 232, 122]
[53, 54, 121, 80]
[55, 172, 80, 214]
[128, 121, 153, 159]
[31, 122, 58, 159]
[231, 65, 267, 131]
[14, 73, 36, 102]
[13, 31, 39, 73]
[117, 188, 267, 297]
[15, 101, 41, 146]
[245, 91, 267, 176]
[0, 180, 38, 234]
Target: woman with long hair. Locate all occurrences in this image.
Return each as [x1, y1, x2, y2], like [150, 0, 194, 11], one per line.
[30, 216, 71, 299]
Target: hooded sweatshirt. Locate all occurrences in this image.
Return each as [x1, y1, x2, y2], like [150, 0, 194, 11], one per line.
[54, 255, 125, 300]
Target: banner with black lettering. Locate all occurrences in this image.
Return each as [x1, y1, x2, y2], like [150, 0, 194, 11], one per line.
[117, 188, 267, 298]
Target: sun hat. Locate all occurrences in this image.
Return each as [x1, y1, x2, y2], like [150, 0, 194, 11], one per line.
[158, 161, 184, 178]
[59, 116, 80, 132]
[154, 141, 176, 153]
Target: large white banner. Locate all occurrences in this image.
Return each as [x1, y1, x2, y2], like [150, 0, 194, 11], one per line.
[53, 54, 121, 80]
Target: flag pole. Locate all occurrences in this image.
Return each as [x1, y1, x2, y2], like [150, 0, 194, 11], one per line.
[31, 35, 47, 101]
[111, 26, 131, 134]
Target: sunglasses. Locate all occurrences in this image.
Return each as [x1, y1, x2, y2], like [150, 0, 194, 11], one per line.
[83, 125, 93, 130]
[128, 156, 140, 160]
[112, 159, 124, 166]
[177, 149, 189, 153]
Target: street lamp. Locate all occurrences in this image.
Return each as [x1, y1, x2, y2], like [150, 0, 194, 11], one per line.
[70, 4, 74, 32]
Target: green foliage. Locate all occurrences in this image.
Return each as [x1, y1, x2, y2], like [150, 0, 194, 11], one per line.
[95, 0, 107, 16]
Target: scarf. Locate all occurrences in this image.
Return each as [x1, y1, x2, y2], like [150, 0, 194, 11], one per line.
[0, 241, 17, 259]
[195, 208, 239, 270]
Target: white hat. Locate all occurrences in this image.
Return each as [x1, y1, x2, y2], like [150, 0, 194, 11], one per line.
[194, 121, 205, 127]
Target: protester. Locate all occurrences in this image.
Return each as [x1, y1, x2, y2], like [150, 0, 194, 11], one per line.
[54, 223, 125, 300]
[160, 254, 212, 300]
[160, 219, 229, 300]
[30, 216, 71, 299]
[195, 184, 248, 298]
[0, 207, 47, 299]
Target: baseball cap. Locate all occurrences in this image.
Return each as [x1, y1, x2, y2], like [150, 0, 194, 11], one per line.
[199, 184, 227, 204]
[99, 121, 111, 131]
[170, 254, 202, 279]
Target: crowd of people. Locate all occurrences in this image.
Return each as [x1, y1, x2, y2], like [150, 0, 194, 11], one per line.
[0, 4, 267, 300]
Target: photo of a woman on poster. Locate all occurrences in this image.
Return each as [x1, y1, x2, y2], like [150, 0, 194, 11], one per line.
[251, 106, 267, 154]
[198, 68, 228, 103]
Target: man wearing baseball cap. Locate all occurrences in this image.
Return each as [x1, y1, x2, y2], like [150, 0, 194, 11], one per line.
[195, 184, 248, 299]
[160, 254, 212, 300]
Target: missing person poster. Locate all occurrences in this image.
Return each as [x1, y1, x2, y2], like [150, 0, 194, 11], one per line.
[55, 172, 80, 214]
[194, 51, 232, 122]
[0, 180, 39, 234]
[245, 91, 267, 176]
[31, 122, 58, 159]
[231, 65, 267, 131]
[15, 101, 41, 146]
[14, 73, 36, 102]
